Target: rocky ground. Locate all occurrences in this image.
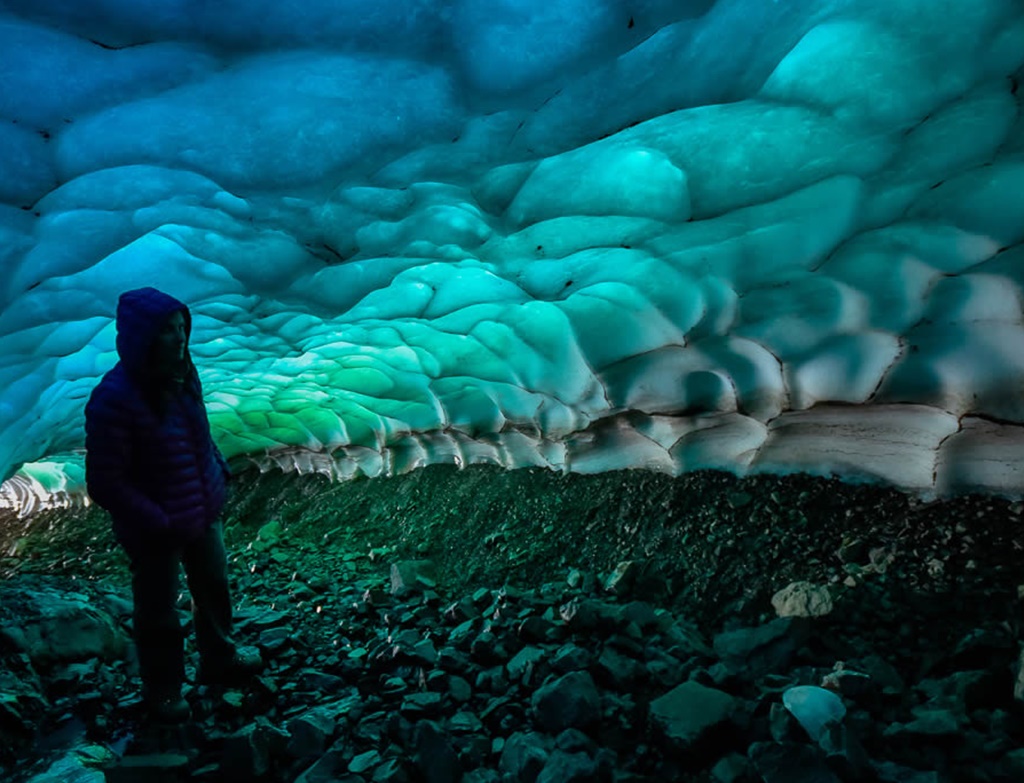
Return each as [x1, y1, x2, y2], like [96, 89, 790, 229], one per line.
[0, 464, 1023, 782]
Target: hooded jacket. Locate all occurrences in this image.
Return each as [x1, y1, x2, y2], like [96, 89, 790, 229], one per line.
[85, 287, 229, 554]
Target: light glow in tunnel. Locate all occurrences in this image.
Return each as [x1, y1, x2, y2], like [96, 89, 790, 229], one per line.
[2, 0, 1024, 512]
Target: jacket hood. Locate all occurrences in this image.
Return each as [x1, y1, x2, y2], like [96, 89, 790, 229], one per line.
[115, 287, 193, 378]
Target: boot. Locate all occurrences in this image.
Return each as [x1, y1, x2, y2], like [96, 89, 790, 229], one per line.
[143, 686, 190, 723]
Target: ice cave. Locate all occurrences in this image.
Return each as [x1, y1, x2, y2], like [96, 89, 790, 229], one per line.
[1, 0, 1023, 781]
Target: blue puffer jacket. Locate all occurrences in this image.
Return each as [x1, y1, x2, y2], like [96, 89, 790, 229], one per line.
[85, 288, 229, 554]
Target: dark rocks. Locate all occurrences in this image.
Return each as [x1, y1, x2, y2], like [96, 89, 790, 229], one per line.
[713, 617, 809, 676]
[531, 671, 600, 732]
[3, 470, 1023, 783]
[391, 561, 438, 595]
[549, 643, 591, 673]
[222, 719, 279, 779]
[535, 750, 604, 783]
[286, 705, 336, 757]
[499, 731, 549, 782]
[413, 720, 460, 783]
[1012, 643, 1024, 703]
[506, 645, 544, 682]
[749, 741, 842, 783]
[1, 583, 127, 666]
[648, 680, 738, 751]
[104, 753, 191, 783]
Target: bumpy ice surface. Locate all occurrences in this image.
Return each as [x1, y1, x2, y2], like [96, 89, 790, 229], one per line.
[1, 0, 1023, 510]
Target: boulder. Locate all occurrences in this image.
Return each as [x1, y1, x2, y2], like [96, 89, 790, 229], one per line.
[531, 671, 600, 733]
[648, 680, 738, 751]
[771, 581, 834, 618]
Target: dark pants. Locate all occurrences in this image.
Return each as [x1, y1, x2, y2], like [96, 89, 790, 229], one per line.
[128, 521, 236, 696]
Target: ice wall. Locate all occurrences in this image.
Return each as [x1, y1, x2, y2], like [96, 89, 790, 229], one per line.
[1, 0, 1023, 510]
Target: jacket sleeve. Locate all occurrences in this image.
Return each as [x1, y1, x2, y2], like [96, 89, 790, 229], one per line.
[84, 388, 169, 531]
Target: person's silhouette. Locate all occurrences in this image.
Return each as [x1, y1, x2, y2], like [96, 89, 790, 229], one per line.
[85, 287, 261, 723]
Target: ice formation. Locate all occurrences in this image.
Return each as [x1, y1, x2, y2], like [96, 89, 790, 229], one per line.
[1, 0, 1023, 511]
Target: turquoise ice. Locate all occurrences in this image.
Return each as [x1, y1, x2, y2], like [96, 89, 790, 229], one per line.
[1, 0, 1023, 509]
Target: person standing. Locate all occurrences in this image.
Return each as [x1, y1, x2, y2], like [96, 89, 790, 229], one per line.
[85, 287, 260, 723]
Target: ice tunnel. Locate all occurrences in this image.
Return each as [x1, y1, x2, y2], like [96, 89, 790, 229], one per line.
[2, 0, 1024, 511]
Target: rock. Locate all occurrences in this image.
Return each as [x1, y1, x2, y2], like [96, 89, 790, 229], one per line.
[258, 626, 292, 652]
[769, 701, 804, 743]
[103, 754, 190, 783]
[713, 618, 808, 676]
[549, 643, 591, 674]
[448, 675, 473, 703]
[499, 732, 550, 783]
[373, 758, 410, 783]
[648, 680, 738, 751]
[856, 654, 905, 694]
[531, 671, 601, 732]
[287, 705, 336, 757]
[401, 692, 443, 718]
[463, 770, 501, 783]
[411, 638, 438, 666]
[555, 728, 596, 754]
[438, 646, 472, 672]
[246, 609, 291, 630]
[820, 666, 873, 699]
[1, 584, 126, 666]
[517, 616, 554, 643]
[645, 647, 685, 687]
[603, 561, 641, 596]
[391, 561, 437, 595]
[443, 597, 477, 625]
[619, 602, 665, 633]
[916, 669, 1002, 713]
[222, 719, 281, 779]
[536, 750, 599, 783]
[817, 721, 872, 781]
[0, 664, 48, 735]
[771, 582, 834, 618]
[475, 666, 509, 694]
[1013, 643, 1024, 704]
[947, 626, 1015, 671]
[448, 620, 477, 648]
[451, 733, 490, 769]
[781, 685, 846, 741]
[296, 668, 345, 694]
[566, 569, 593, 591]
[884, 707, 962, 739]
[748, 741, 842, 783]
[558, 598, 618, 634]
[836, 537, 867, 564]
[350, 750, 383, 774]
[448, 711, 484, 734]
[661, 620, 713, 659]
[413, 720, 461, 783]
[293, 747, 347, 783]
[1000, 749, 1024, 779]
[251, 520, 284, 552]
[480, 695, 520, 730]
[507, 646, 544, 682]
[24, 750, 109, 783]
[470, 631, 507, 664]
[710, 752, 751, 783]
[872, 760, 941, 783]
[595, 645, 645, 689]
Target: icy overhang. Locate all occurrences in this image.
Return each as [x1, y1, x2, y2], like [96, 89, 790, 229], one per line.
[1, 0, 1023, 511]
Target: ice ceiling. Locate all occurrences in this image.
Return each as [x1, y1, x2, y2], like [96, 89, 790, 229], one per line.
[2, 0, 1024, 509]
